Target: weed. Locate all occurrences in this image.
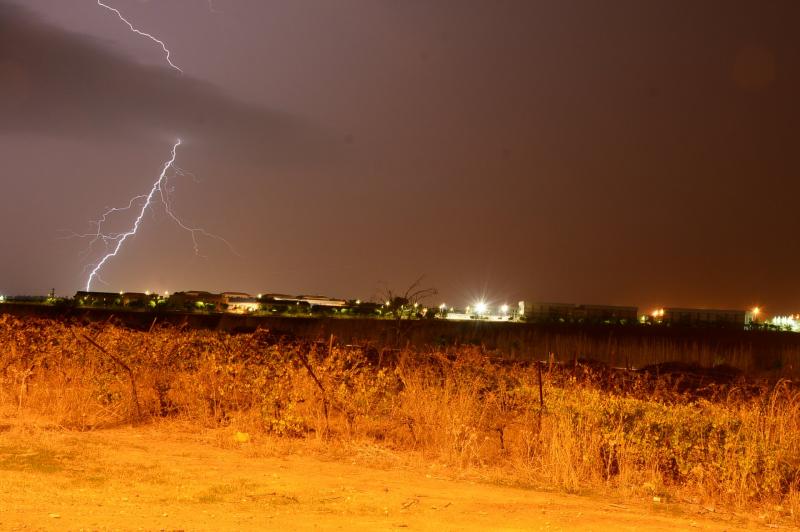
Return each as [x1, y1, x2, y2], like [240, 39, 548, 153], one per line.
[1, 315, 798, 520]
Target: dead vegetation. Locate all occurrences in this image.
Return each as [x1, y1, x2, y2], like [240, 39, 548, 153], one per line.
[1, 315, 798, 523]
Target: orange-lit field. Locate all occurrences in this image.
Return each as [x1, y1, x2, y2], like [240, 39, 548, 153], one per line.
[1, 315, 798, 529]
[0, 424, 758, 530]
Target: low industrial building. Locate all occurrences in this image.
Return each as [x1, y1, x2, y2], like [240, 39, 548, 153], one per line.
[582, 304, 639, 322]
[521, 302, 638, 323]
[168, 291, 226, 310]
[74, 291, 121, 307]
[74, 291, 159, 308]
[121, 292, 159, 307]
[221, 292, 260, 313]
[259, 293, 347, 308]
[521, 302, 580, 321]
[661, 307, 747, 327]
[297, 295, 347, 308]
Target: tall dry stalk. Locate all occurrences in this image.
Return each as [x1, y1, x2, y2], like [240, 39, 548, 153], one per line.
[0, 315, 798, 520]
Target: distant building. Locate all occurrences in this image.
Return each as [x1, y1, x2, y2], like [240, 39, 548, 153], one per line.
[74, 291, 121, 306]
[168, 291, 225, 310]
[261, 293, 298, 302]
[521, 301, 638, 323]
[75, 291, 161, 308]
[259, 293, 347, 308]
[297, 295, 347, 308]
[522, 302, 581, 321]
[661, 308, 746, 327]
[582, 304, 638, 322]
[221, 292, 260, 313]
[121, 292, 159, 307]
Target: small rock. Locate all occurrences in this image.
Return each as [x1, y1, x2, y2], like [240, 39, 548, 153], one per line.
[49, 513, 60, 519]
[652, 496, 662, 503]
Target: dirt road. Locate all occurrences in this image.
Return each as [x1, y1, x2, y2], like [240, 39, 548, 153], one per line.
[0, 423, 757, 530]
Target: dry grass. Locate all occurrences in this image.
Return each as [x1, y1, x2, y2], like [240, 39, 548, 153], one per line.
[1, 315, 798, 523]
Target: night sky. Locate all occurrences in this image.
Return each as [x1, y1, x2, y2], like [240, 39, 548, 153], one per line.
[1, 0, 798, 313]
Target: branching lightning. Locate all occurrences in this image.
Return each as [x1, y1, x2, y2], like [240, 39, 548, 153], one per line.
[85, 140, 178, 290]
[81, 140, 236, 291]
[77, 2, 235, 291]
[96, 0, 183, 73]
[60, 194, 146, 259]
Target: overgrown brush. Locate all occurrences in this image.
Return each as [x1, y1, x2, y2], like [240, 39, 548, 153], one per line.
[1, 315, 798, 519]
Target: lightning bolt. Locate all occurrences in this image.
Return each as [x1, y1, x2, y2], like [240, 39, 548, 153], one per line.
[83, 140, 236, 291]
[79, 2, 235, 291]
[59, 194, 147, 264]
[85, 140, 180, 291]
[96, 0, 183, 73]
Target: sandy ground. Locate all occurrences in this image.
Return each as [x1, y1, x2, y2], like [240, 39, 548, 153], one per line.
[0, 423, 769, 531]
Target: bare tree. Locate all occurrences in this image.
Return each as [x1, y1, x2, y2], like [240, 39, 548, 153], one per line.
[380, 276, 437, 320]
[376, 276, 438, 349]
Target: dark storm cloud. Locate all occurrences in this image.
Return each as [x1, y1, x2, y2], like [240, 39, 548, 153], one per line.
[0, 3, 318, 162]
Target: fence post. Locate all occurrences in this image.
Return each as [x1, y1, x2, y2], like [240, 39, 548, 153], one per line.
[537, 360, 544, 409]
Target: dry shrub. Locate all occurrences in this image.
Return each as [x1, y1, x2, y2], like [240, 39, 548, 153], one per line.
[1, 315, 799, 520]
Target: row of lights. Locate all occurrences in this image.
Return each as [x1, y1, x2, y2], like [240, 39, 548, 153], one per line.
[651, 306, 762, 318]
[440, 300, 511, 316]
[10, 292, 783, 323]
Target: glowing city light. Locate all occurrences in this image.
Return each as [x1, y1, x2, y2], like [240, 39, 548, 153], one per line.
[771, 315, 800, 332]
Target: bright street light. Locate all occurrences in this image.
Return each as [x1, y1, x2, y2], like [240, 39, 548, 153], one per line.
[474, 301, 488, 315]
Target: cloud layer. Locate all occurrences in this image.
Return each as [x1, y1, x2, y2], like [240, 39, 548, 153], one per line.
[0, 3, 319, 163]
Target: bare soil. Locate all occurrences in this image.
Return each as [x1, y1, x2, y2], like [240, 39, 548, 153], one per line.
[0, 423, 765, 531]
